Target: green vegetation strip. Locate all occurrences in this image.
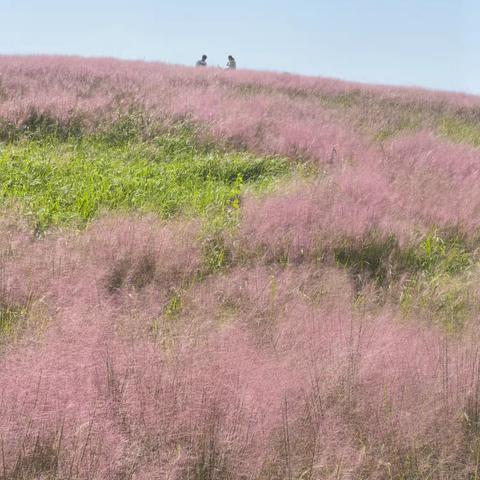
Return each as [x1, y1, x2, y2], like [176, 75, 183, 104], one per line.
[437, 117, 480, 148]
[0, 135, 288, 231]
[334, 230, 476, 328]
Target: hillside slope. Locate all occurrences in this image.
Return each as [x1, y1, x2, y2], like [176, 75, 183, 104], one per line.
[1, 56, 480, 479]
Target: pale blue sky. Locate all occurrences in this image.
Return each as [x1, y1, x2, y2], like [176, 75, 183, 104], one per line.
[1, 0, 478, 94]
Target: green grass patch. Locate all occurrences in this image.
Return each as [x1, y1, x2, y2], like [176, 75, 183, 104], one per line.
[400, 232, 475, 328]
[410, 231, 472, 275]
[317, 90, 366, 110]
[164, 290, 183, 320]
[0, 135, 289, 231]
[437, 116, 480, 148]
[372, 116, 423, 143]
[0, 289, 32, 340]
[202, 231, 232, 274]
[0, 302, 27, 336]
[332, 230, 476, 327]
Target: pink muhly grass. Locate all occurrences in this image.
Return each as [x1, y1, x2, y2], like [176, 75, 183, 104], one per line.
[2, 56, 480, 479]
[2, 220, 479, 478]
[383, 131, 480, 232]
[1, 56, 478, 123]
[238, 129, 480, 265]
[237, 176, 407, 264]
[2, 214, 200, 307]
[1, 55, 478, 169]
[1, 245, 480, 477]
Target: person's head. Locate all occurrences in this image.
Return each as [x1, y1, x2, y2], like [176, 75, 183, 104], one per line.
[228, 55, 234, 61]
[202, 55, 207, 61]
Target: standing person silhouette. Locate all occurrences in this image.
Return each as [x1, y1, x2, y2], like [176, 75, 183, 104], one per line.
[196, 54, 208, 67]
[226, 55, 236, 70]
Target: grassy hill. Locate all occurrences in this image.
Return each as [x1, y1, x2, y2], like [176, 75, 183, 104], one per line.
[1, 56, 480, 479]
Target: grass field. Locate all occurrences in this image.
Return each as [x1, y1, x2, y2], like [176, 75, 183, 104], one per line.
[0, 135, 288, 230]
[1, 56, 480, 479]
